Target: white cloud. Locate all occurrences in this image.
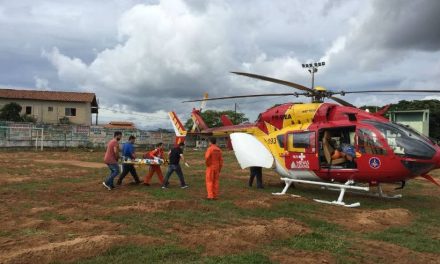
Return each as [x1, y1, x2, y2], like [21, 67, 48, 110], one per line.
[99, 106, 170, 129]
[42, 47, 89, 86]
[424, 95, 440, 101]
[34, 76, 51, 90]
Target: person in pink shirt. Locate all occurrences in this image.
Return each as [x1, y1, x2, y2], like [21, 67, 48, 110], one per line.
[103, 131, 122, 190]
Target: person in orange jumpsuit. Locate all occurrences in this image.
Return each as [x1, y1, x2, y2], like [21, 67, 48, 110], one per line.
[143, 142, 165, 186]
[205, 137, 223, 200]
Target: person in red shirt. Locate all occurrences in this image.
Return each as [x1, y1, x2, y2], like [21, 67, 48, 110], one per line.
[103, 131, 122, 190]
[143, 142, 165, 186]
[205, 137, 223, 200]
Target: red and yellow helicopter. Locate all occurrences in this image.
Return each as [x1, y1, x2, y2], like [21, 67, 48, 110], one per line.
[169, 72, 440, 207]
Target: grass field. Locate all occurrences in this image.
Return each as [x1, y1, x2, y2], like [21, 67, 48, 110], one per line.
[0, 149, 440, 264]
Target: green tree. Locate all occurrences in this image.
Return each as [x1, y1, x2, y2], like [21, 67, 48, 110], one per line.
[0, 102, 37, 123]
[0, 102, 23, 121]
[184, 110, 249, 130]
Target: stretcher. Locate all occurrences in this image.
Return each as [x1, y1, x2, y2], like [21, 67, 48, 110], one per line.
[122, 158, 165, 166]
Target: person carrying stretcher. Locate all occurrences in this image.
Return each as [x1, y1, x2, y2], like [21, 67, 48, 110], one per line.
[143, 142, 165, 186]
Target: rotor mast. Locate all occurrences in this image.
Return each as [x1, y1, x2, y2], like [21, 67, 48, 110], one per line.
[302, 61, 326, 103]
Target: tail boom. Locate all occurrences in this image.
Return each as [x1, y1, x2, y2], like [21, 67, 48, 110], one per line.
[168, 111, 187, 137]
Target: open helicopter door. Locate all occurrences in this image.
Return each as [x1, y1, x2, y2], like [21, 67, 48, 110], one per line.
[230, 133, 274, 169]
[317, 127, 358, 177]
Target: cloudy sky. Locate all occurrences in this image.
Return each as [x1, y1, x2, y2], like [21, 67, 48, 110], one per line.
[1, 0, 439, 129]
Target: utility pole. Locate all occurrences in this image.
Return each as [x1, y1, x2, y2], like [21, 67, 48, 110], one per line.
[302, 61, 325, 89]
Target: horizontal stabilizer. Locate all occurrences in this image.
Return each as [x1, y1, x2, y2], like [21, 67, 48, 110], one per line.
[421, 174, 440, 187]
[230, 133, 274, 169]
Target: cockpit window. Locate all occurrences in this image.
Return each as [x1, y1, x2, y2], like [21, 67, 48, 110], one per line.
[362, 120, 436, 159]
[357, 128, 387, 155]
[286, 131, 316, 153]
[277, 134, 285, 148]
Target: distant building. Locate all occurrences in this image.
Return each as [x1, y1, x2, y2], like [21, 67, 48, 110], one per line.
[389, 109, 429, 136]
[104, 121, 136, 129]
[0, 88, 98, 125]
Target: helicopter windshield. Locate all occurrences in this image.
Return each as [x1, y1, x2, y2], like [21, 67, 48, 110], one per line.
[362, 120, 436, 160]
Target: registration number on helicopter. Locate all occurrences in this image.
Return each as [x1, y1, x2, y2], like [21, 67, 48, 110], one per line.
[264, 138, 277, 144]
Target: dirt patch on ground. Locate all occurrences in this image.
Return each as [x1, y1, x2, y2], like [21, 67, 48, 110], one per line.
[234, 195, 293, 209]
[28, 207, 54, 214]
[0, 174, 32, 184]
[1, 235, 122, 264]
[0, 235, 118, 263]
[39, 219, 122, 235]
[270, 248, 335, 264]
[180, 217, 309, 256]
[0, 217, 123, 252]
[35, 159, 106, 169]
[351, 239, 440, 264]
[109, 200, 202, 214]
[234, 198, 273, 208]
[329, 208, 412, 232]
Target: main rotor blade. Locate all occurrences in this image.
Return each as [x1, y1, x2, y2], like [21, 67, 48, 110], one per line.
[182, 93, 305, 103]
[329, 96, 355, 107]
[338, 89, 440, 95]
[231, 72, 314, 93]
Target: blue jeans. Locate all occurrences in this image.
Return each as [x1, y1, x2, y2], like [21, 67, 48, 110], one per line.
[105, 163, 120, 188]
[162, 164, 186, 187]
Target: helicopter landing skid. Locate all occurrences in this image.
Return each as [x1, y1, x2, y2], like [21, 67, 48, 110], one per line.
[273, 178, 369, 207]
[374, 184, 403, 199]
[321, 184, 402, 199]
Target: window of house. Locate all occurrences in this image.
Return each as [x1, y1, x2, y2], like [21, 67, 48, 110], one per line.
[65, 108, 77, 116]
[25, 106, 32, 115]
[48, 106, 53, 112]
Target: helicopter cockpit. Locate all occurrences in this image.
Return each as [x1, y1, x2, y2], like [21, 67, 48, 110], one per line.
[362, 120, 436, 160]
[319, 120, 437, 173]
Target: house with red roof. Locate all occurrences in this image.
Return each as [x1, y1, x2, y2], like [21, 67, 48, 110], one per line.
[0, 88, 98, 125]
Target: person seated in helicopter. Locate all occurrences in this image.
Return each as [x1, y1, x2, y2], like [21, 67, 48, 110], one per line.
[323, 131, 356, 166]
[333, 143, 357, 168]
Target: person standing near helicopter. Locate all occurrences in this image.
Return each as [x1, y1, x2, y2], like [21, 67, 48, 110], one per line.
[205, 137, 223, 200]
[249, 166, 264, 189]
